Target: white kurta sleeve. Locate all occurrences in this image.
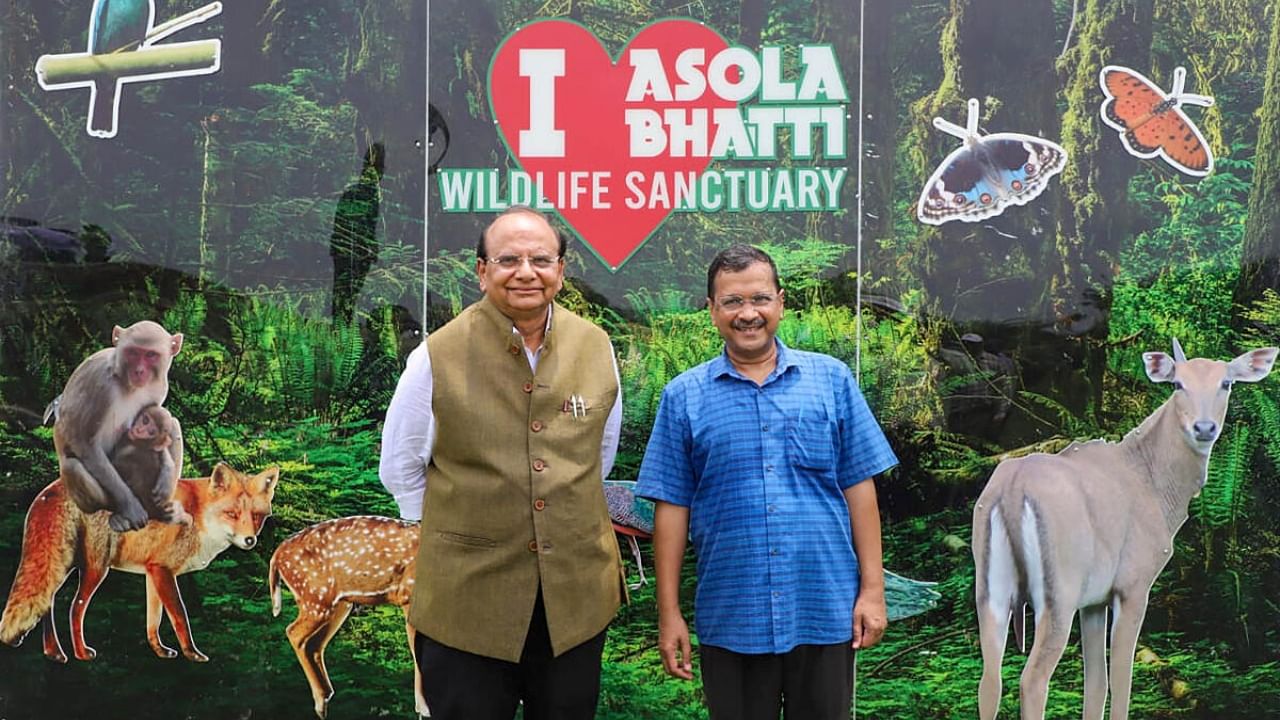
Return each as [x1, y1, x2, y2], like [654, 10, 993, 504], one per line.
[379, 340, 436, 521]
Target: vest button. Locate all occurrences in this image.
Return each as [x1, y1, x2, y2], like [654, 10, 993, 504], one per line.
[532, 458, 546, 472]
[531, 420, 544, 432]
[534, 498, 546, 511]
[509, 345, 521, 356]
[523, 382, 533, 393]
[528, 540, 539, 552]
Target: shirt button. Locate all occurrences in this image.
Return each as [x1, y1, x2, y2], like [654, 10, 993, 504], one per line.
[523, 382, 534, 393]
[762, 424, 769, 431]
[770, 548, 780, 556]
[528, 540, 539, 552]
[772, 591, 781, 598]
[765, 464, 774, 472]
[534, 499, 546, 511]
[767, 505, 777, 513]
[532, 458, 546, 472]
[531, 420, 544, 432]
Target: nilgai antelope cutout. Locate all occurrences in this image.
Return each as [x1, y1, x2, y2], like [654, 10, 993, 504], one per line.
[269, 515, 427, 719]
[972, 340, 1277, 719]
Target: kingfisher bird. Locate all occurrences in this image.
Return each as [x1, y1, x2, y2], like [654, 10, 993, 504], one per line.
[88, 0, 154, 54]
[86, 0, 153, 133]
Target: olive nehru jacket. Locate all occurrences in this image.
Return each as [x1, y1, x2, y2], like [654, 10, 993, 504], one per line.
[408, 297, 624, 661]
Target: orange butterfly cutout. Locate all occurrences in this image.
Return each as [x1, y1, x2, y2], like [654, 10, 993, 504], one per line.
[1099, 65, 1214, 177]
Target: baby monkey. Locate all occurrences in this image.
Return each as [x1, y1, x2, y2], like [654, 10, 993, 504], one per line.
[112, 405, 190, 525]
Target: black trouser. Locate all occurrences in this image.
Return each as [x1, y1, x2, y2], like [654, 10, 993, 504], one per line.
[700, 642, 856, 720]
[414, 588, 607, 720]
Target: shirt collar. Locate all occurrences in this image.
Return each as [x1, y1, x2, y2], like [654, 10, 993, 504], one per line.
[710, 338, 796, 383]
[507, 303, 553, 335]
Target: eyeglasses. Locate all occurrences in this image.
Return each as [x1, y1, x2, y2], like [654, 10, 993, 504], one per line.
[715, 293, 778, 311]
[485, 254, 561, 270]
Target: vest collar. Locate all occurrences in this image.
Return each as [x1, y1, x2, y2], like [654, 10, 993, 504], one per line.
[475, 296, 557, 358]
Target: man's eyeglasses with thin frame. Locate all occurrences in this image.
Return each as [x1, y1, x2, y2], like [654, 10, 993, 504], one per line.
[484, 254, 562, 270]
[715, 293, 779, 312]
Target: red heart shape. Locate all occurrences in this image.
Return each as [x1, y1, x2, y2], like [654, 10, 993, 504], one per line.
[489, 19, 733, 269]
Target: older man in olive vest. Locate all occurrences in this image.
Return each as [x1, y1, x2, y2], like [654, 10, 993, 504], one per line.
[380, 206, 624, 719]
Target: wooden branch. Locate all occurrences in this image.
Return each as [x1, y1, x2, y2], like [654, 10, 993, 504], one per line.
[36, 41, 219, 87]
[145, 2, 223, 46]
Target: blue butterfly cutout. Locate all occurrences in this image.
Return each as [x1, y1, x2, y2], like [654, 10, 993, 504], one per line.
[917, 99, 1068, 226]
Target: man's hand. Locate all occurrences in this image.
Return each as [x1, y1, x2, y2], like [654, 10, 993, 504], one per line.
[852, 591, 888, 649]
[659, 611, 694, 679]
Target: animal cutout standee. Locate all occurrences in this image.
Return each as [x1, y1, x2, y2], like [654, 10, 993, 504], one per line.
[917, 98, 1067, 225]
[35, 0, 223, 138]
[52, 320, 184, 532]
[0, 463, 278, 663]
[269, 516, 428, 719]
[604, 480, 654, 589]
[1099, 65, 1215, 177]
[972, 340, 1276, 719]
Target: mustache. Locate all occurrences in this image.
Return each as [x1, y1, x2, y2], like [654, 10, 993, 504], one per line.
[732, 318, 766, 331]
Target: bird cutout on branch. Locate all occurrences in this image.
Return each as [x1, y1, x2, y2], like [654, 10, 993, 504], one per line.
[917, 98, 1067, 226]
[1099, 65, 1215, 177]
[35, 0, 224, 139]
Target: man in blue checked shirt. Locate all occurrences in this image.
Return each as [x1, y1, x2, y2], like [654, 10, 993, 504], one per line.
[635, 244, 898, 720]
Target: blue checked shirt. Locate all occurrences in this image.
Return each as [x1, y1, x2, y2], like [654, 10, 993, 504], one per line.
[636, 340, 898, 654]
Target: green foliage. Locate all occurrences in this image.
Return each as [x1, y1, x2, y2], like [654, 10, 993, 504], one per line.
[755, 236, 849, 304]
[626, 287, 699, 322]
[777, 302, 860, 363]
[1107, 132, 1280, 667]
[1196, 424, 1252, 528]
[426, 247, 481, 316]
[1105, 157, 1254, 394]
[228, 295, 394, 426]
[1123, 156, 1252, 281]
[1110, 264, 1238, 383]
[613, 311, 721, 479]
[857, 290, 942, 427]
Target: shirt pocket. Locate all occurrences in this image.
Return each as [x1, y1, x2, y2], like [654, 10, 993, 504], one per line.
[786, 418, 837, 473]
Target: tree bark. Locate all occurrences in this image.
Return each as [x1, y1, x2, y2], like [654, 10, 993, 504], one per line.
[913, 0, 1060, 327]
[1235, 3, 1280, 307]
[911, 0, 1063, 443]
[1053, 0, 1154, 415]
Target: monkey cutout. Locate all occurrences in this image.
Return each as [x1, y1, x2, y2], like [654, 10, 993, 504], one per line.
[53, 320, 184, 532]
[112, 405, 189, 525]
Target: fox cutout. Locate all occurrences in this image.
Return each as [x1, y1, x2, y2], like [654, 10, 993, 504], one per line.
[0, 463, 277, 662]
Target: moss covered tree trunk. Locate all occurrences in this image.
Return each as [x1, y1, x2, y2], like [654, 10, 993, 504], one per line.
[1234, 4, 1280, 307]
[913, 0, 1059, 324]
[910, 0, 1061, 443]
[1053, 0, 1154, 418]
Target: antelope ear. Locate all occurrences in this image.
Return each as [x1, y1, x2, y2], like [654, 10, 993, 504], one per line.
[1144, 352, 1176, 382]
[1227, 347, 1279, 383]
